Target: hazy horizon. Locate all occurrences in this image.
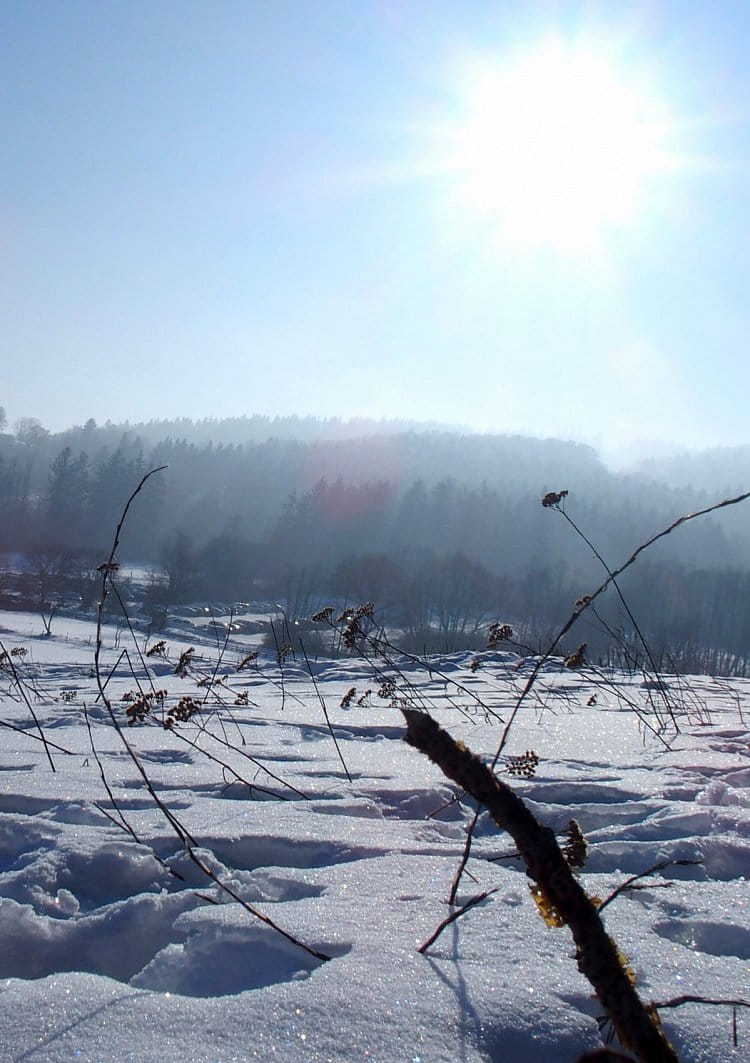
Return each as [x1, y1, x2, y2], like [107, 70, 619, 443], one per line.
[4, 407, 746, 476]
[4, 1, 750, 457]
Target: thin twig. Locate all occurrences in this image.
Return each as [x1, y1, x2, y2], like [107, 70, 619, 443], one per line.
[110, 583, 159, 696]
[496, 489, 750, 767]
[555, 505, 675, 729]
[95, 647, 148, 703]
[269, 618, 289, 711]
[419, 887, 500, 954]
[91, 467, 329, 963]
[650, 995, 749, 1011]
[402, 708, 679, 1063]
[167, 722, 306, 800]
[200, 608, 234, 706]
[83, 703, 148, 847]
[448, 490, 750, 901]
[298, 637, 352, 783]
[597, 858, 703, 914]
[449, 804, 482, 904]
[0, 716, 73, 754]
[426, 792, 461, 819]
[0, 638, 56, 771]
[352, 617, 505, 725]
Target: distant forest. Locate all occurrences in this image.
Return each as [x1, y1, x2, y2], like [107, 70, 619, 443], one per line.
[2, 413, 750, 674]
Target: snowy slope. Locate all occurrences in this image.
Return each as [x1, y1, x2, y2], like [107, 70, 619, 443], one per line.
[0, 610, 747, 1062]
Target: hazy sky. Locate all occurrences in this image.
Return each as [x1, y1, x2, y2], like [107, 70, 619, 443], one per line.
[3, 1, 750, 458]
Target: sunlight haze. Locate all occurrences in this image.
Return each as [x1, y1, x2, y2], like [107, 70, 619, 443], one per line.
[427, 35, 677, 253]
[2, 1, 748, 458]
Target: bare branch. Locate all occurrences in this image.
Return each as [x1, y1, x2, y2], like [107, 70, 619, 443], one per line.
[418, 887, 500, 954]
[90, 466, 330, 964]
[402, 708, 679, 1063]
[0, 638, 58, 771]
[597, 858, 703, 914]
[651, 995, 749, 1011]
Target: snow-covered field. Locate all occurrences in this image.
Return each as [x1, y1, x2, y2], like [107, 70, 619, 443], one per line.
[0, 609, 747, 1062]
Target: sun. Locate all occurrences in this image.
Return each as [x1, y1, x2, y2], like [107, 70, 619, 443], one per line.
[431, 36, 675, 254]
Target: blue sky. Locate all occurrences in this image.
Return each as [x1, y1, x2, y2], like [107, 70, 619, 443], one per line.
[2, 1, 750, 459]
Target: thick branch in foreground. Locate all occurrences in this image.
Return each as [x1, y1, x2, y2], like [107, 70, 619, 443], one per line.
[401, 708, 679, 1063]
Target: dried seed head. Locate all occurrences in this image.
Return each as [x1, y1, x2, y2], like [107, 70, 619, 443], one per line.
[488, 622, 514, 648]
[342, 618, 362, 650]
[124, 689, 166, 725]
[562, 818, 588, 869]
[174, 647, 196, 677]
[564, 643, 587, 669]
[236, 650, 259, 671]
[541, 489, 569, 509]
[164, 696, 202, 728]
[504, 749, 540, 778]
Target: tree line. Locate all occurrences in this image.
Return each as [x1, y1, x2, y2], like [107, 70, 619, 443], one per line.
[1, 417, 750, 672]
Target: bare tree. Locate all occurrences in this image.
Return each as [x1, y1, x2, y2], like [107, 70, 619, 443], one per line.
[14, 417, 50, 445]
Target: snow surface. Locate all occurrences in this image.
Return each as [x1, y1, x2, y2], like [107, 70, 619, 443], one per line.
[0, 609, 747, 1062]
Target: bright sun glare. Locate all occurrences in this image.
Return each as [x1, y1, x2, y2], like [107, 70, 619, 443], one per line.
[435, 37, 675, 253]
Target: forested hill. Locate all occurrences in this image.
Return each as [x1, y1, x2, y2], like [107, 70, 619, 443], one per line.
[64, 414, 460, 449]
[2, 416, 750, 673]
[633, 444, 750, 493]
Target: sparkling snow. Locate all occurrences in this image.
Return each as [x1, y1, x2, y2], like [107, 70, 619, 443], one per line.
[0, 610, 747, 1062]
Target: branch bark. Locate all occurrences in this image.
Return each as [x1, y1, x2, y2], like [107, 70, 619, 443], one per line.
[401, 708, 679, 1063]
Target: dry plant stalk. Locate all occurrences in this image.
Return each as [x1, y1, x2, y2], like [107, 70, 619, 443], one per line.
[91, 467, 330, 964]
[446, 487, 750, 903]
[401, 708, 680, 1063]
[0, 637, 58, 771]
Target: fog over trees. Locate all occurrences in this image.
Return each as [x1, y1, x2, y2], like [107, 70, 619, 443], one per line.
[1, 414, 749, 673]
